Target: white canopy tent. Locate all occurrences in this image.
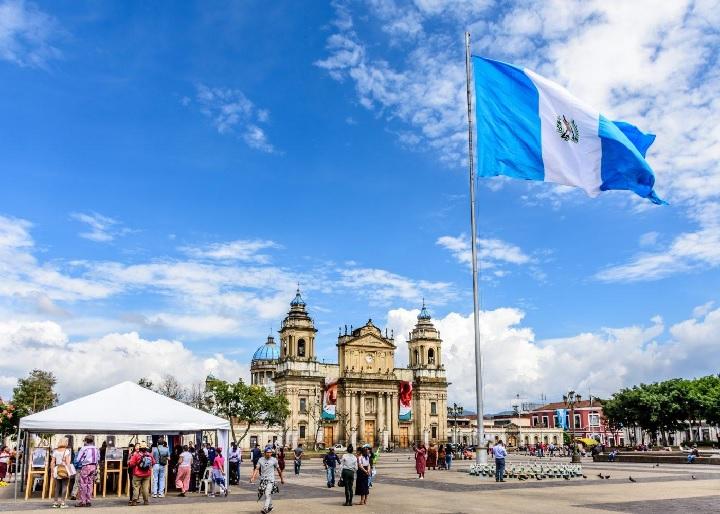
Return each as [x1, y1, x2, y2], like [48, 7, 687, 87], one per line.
[18, 381, 230, 499]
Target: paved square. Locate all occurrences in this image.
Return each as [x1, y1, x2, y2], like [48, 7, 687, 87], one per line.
[1, 455, 718, 513]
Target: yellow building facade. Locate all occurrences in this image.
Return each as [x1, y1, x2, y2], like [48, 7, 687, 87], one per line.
[250, 290, 448, 449]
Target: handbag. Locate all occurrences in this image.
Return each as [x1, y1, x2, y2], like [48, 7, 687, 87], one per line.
[337, 477, 344, 487]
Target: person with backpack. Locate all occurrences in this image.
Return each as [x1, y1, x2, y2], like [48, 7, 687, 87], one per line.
[128, 441, 155, 506]
[151, 439, 169, 498]
[74, 436, 99, 508]
[50, 437, 73, 509]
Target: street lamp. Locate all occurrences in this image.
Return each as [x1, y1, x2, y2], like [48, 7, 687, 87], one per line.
[447, 403, 463, 453]
[563, 390, 582, 464]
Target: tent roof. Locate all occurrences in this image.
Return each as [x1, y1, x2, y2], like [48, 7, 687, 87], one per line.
[19, 381, 229, 434]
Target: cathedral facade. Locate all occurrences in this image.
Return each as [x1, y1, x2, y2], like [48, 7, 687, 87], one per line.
[250, 290, 448, 449]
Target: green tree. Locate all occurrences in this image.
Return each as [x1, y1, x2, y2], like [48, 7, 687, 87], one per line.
[12, 370, 58, 414]
[205, 377, 289, 444]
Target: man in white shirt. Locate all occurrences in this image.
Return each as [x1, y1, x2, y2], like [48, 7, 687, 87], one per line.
[492, 440, 508, 482]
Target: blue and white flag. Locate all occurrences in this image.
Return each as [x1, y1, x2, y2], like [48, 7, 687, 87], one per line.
[472, 56, 665, 204]
[555, 409, 568, 429]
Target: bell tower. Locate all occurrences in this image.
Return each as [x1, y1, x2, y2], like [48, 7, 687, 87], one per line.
[279, 288, 317, 361]
[407, 300, 442, 369]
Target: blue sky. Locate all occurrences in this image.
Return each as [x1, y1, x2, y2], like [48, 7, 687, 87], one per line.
[1, 0, 719, 410]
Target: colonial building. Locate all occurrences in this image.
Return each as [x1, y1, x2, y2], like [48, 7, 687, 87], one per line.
[529, 400, 624, 446]
[249, 290, 448, 449]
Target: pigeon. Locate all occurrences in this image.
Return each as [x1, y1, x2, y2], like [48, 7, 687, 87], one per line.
[536, 476, 543, 481]
[582, 475, 588, 479]
[629, 476, 636, 483]
[654, 463, 660, 467]
[604, 475, 611, 480]
[597, 473, 604, 479]
[691, 475, 696, 480]
[563, 475, 570, 480]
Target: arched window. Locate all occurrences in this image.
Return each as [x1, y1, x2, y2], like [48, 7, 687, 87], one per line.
[428, 348, 435, 364]
[414, 349, 419, 365]
[298, 339, 306, 357]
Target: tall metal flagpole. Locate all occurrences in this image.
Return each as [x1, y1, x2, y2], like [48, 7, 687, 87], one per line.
[465, 31, 487, 464]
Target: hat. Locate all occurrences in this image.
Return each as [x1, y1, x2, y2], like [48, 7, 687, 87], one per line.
[264, 446, 273, 452]
[139, 441, 148, 449]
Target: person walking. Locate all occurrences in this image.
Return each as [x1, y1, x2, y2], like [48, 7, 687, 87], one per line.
[339, 445, 357, 506]
[493, 440, 508, 483]
[0, 445, 11, 486]
[126, 443, 137, 505]
[251, 444, 262, 471]
[293, 443, 304, 476]
[414, 443, 427, 479]
[368, 446, 379, 487]
[175, 445, 193, 497]
[151, 439, 169, 498]
[437, 445, 446, 470]
[50, 438, 73, 509]
[277, 447, 285, 473]
[323, 447, 340, 488]
[75, 436, 99, 508]
[228, 442, 241, 485]
[210, 447, 228, 497]
[445, 444, 453, 470]
[427, 443, 438, 470]
[355, 446, 371, 506]
[128, 441, 155, 505]
[250, 446, 284, 514]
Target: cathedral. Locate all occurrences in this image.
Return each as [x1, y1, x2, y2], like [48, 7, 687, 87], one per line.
[250, 289, 449, 449]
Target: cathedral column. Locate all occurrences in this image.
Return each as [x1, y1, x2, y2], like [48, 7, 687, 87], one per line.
[391, 393, 400, 444]
[358, 391, 365, 443]
[349, 389, 355, 434]
[377, 392, 384, 433]
[386, 393, 392, 441]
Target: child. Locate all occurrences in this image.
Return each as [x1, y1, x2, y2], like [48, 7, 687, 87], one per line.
[210, 447, 228, 497]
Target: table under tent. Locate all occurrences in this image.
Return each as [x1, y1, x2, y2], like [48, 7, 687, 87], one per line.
[16, 381, 230, 502]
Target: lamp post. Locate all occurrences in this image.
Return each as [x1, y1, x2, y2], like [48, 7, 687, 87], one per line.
[563, 390, 582, 463]
[447, 403, 463, 453]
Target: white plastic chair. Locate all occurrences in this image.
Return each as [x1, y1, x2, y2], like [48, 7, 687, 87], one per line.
[199, 467, 212, 495]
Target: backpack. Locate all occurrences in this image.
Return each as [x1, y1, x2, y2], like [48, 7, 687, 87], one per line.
[157, 447, 169, 466]
[138, 452, 152, 471]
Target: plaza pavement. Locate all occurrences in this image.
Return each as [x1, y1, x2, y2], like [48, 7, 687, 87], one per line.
[0, 454, 718, 513]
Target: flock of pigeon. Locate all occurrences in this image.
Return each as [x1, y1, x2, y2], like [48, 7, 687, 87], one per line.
[468, 463, 585, 480]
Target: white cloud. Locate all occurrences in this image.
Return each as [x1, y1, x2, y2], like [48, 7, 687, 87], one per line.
[0, 0, 60, 68]
[386, 302, 720, 412]
[70, 212, 130, 243]
[639, 231, 660, 247]
[195, 84, 275, 153]
[436, 234, 533, 276]
[338, 267, 454, 306]
[180, 239, 279, 263]
[0, 320, 247, 402]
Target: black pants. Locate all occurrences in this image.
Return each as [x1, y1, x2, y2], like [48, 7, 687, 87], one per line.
[54, 478, 68, 500]
[342, 469, 355, 505]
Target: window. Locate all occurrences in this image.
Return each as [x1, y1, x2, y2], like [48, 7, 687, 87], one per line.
[589, 413, 600, 426]
[532, 416, 538, 427]
[414, 349, 419, 365]
[299, 425, 306, 439]
[431, 426, 437, 439]
[299, 398, 307, 413]
[298, 339, 306, 357]
[430, 402, 437, 415]
[542, 416, 548, 427]
[428, 348, 435, 364]
[574, 414, 581, 429]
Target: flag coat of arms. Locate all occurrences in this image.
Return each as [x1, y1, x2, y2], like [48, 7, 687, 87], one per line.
[472, 56, 664, 204]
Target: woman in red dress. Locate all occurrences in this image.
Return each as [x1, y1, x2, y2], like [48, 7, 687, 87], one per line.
[414, 443, 427, 479]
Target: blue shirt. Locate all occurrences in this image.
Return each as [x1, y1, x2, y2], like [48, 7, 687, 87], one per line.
[492, 445, 507, 459]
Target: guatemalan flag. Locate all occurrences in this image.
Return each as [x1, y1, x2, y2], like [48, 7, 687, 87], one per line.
[472, 56, 665, 204]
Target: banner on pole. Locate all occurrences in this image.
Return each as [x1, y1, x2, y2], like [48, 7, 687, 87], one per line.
[555, 409, 568, 429]
[398, 381, 412, 421]
[322, 378, 337, 420]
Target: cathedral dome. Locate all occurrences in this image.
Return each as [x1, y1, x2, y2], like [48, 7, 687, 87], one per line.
[252, 336, 280, 362]
[418, 299, 431, 320]
[290, 288, 306, 307]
